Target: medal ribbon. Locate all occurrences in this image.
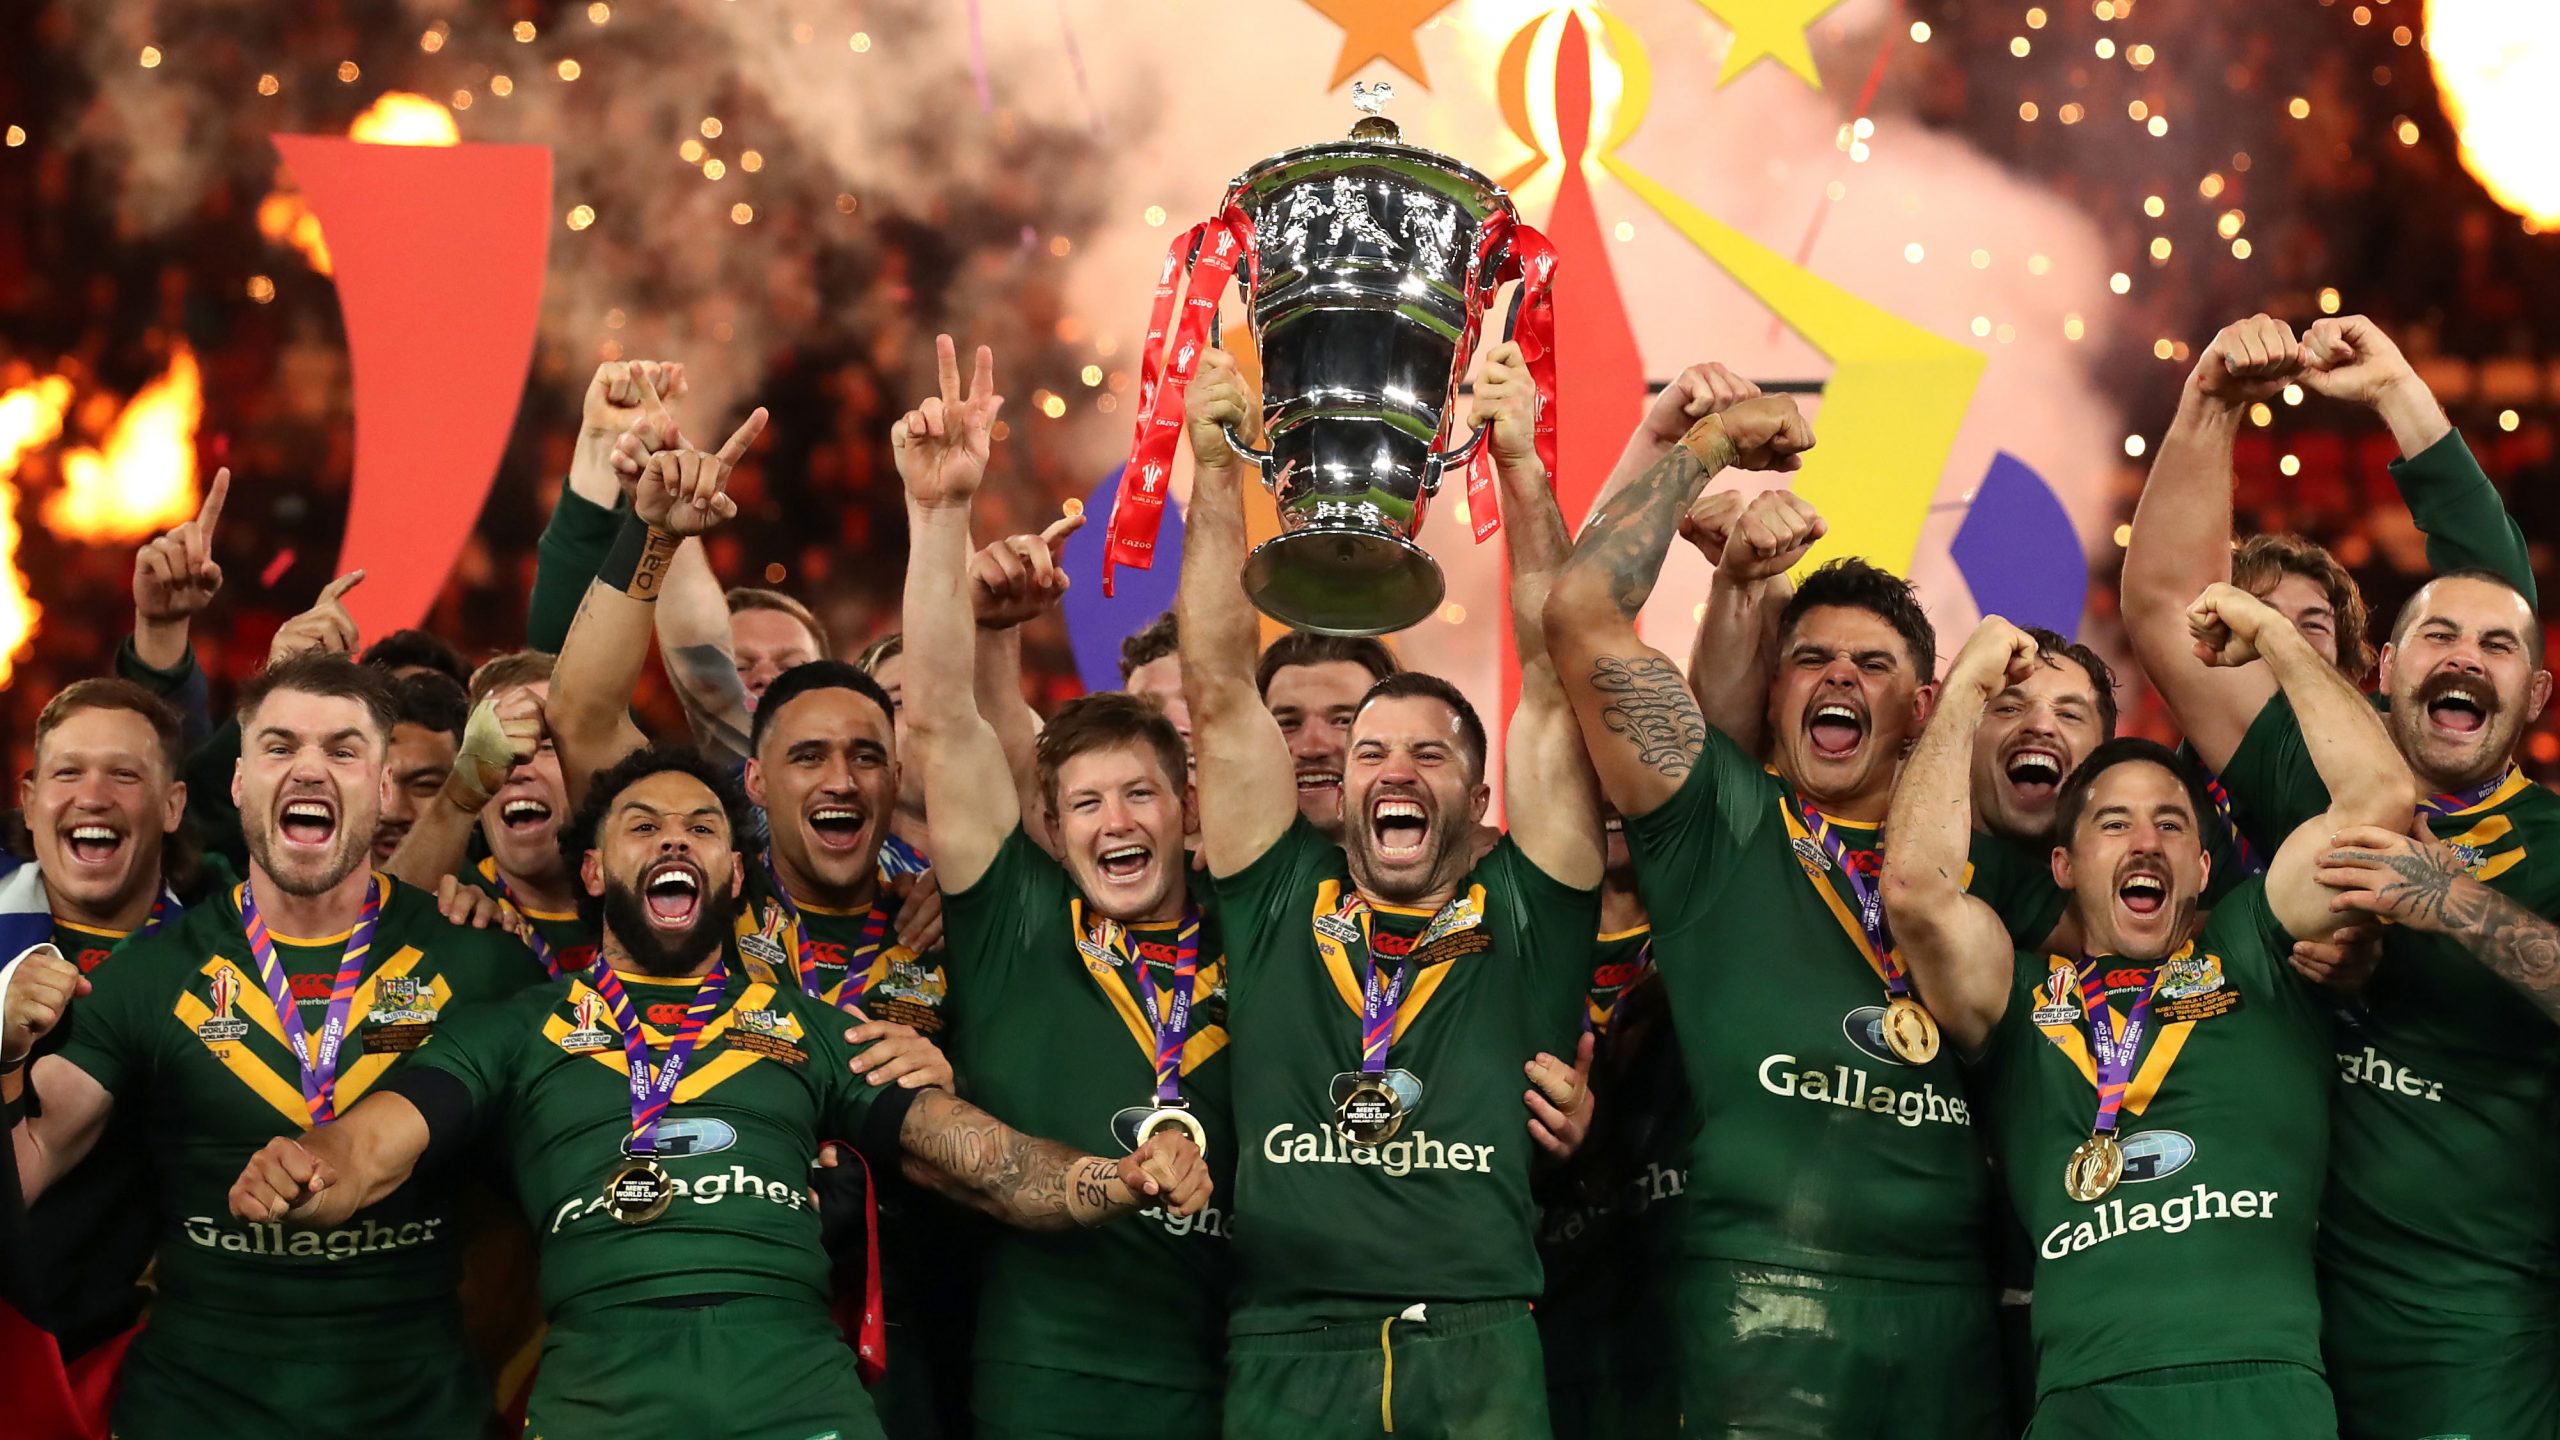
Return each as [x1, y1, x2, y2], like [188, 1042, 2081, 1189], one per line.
[2073, 957, 2163, 1141]
[586, 961, 725, 1157]
[2199, 770, 2265, 878]
[1792, 800, 1915, 1001]
[1104, 203, 1258, 595]
[1583, 938, 1654, 1036]
[488, 872, 560, 979]
[1330, 892, 1466, 1078]
[2421, 766, 2522, 821]
[1093, 909, 1201, 1104]
[764, 859, 894, 1011]
[238, 875, 385, 1125]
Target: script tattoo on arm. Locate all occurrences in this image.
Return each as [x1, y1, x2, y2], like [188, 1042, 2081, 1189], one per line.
[1590, 655, 1706, 781]
[896, 1088, 1129, 1230]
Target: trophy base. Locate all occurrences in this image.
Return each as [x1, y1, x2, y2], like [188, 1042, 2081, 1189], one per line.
[1242, 527, 1446, 638]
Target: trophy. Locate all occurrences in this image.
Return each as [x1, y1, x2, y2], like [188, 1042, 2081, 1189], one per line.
[1106, 84, 1556, 637]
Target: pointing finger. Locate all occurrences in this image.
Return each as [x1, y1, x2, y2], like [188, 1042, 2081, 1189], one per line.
[716, 408, 769, 466]
[1039, 510, 1088, 554]
[318, 570, 367, 605]
[196, 467, 231, 536]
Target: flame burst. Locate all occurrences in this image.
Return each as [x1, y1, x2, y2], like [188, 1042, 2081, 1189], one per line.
[45, 344, 202, 544]
[0, 377, 74, 685]
[2429, 0, 2560, 228]
[260, 92, 461, 274]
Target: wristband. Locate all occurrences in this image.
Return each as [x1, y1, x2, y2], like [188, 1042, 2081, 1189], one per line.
[597, 512, 680, 602]
[1677, 413, 1734, 470]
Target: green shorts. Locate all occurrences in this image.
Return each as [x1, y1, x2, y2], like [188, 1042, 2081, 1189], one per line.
[1675, 1261, 2003, 1440]
[973, 1361, 1220, 1439]
[1225, 1300, 1549, 1440]
[524, 1296, 881, 1440]
[111, 1304, 488, 1440]
[2322, 1270, 2560, 1440]
[2025, 1361, 2333, 1440]
[1544, 1362, 1680, 1440]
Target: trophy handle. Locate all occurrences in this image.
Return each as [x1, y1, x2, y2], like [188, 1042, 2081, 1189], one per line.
[1422, 422, 1492, 492]
[1224, 424, 1278, 484]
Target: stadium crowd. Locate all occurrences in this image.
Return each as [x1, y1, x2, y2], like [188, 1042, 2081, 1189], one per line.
[2, 305, 2555, 1440]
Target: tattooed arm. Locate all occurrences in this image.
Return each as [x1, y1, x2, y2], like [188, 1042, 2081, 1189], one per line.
[894, 1088, 1211, 1228]
[2316, 824, 2560, 1024]
[1883, 619, 2044, 1056]
[1542, 396, 1813, 820]
[654, 538, 756, 768]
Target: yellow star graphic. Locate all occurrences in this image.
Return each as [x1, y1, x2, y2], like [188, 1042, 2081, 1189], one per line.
[1694, 0, 1850, 88]
[1302, 0, 1461, 91]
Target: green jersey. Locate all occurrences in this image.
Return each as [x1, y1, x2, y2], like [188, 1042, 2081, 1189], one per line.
[1535, 926, 1695, 1384]
[1215, 818, 1599, 1335]
[2221, 693, 2560, 1313]
[49, 877, 544, 1335]
[464, 856, 599, 978]
[1982, 880, 2332, 1396]
[403, 965, 906, 1317]
[735, 864, 948, 1037]
[1623, 732, 2064, 1284]
[25, 916, 156, 1354]
[941, 826, 1233, 1392]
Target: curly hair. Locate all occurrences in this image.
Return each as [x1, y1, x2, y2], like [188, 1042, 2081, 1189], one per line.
[559, 743, 758, 930]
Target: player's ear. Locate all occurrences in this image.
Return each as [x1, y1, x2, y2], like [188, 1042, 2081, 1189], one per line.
[162, 779, 188, 836]
[2050, 843, 2074, 893]
[743, 758, 766, 807]
[580, 849, 605, 900]
[231, 756, 244, 809]
[727, 854, 745, 899]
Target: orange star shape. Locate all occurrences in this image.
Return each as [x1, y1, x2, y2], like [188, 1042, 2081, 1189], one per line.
[1303, 0, 1461, 90]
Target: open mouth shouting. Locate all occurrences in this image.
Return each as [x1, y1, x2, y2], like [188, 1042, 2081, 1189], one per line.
[1805, 700, 1867, 763]
[278, 796, 339, 852]
[1370, 794, 1432, 865]
[2003, 747, 2066, 806]
[1095, 841, 1155, 887]
[499, 797, 554, 836]
[2117, 868, 2169, 921]
[806, 802, 869, 855]
[2421, 675, 2493, 740]
[641, 859, 704, 930]
[60, 822, 128, 872]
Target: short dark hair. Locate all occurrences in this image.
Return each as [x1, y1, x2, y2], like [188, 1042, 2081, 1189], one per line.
[36, 678, 185, 778]
[2389, 568, 2544, 667]
[561, 743, 758, 931]
[2022, 626, 2120, 739]
[1355, 672, 1489, 782]
[467, 649, 555, 707]
[2233, 533, 2373, 678]
[359, 628, 469, 686]
[727, 586, 833, 657]
[1119, 609, 1181, 683]
[1778, 558, 1937, 681]
[235, 652, 401, 747]
[1256, 630, 1399, 699]
[1036, 691, 1190, 812]
[750, 659, 897, 756]
[390, 670, 469, 742]
[2052, 737, 2214, 843]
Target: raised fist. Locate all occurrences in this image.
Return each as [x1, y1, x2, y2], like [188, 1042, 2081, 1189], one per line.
[1713, 395, 1816, 473]
[1718, 491, 1826, 583]
[1474, 340, 1541, 467]
[2191, 314, 2303, 407]
[1182, 348, 1253, 475]
[2, 945, 87, 1064]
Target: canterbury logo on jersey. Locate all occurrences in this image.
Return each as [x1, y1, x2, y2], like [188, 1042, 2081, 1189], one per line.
[547, 1163, 807, 1232]
[2039, 1184, 2282, 1260]
[183, 1215, 443, 1261]
[1260, 1123, 1498, 1175]
[1756, 1053, 1974, 1127]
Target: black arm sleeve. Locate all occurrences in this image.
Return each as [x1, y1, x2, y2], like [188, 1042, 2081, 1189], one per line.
[375, 1064, 483, 1173]
[852, 1082, 925, 1172]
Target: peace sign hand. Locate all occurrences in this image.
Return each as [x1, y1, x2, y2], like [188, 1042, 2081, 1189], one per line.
[892, 334, 1005, 511]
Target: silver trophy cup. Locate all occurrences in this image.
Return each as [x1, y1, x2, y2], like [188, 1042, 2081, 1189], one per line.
[1222, 96, 1515, 637]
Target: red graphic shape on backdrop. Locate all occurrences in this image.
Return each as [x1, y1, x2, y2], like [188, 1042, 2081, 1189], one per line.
[272, 137, 551, 640]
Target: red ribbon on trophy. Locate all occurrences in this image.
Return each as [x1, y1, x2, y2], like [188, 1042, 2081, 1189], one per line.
[1462, 220, 1560, 544]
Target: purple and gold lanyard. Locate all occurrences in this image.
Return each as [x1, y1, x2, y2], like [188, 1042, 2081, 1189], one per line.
[2421, 769, 2515, 823]
[764, 858, 893, 1010]
[1583, 942, 1654, 1036]
[586, 961, 725, 1157]
[2074, 958, 2161, 1141]
[1099, 909, 1201, 1103]
[488, 873, 559, 979]
[1799, 802, 1916, 1003]
[239, 875, 385, 1124]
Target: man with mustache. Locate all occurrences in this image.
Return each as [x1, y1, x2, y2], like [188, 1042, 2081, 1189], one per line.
[894, 335, 1232, 1436]
[223, 744, 1211, 1439]
[1542, 392, 2069, 1436]
[2126, 314, 2560, 1440]
[1885, 601, 2415, 1435]
[1180, 339, 1604, 1437]
[1, 653, 547, 1438]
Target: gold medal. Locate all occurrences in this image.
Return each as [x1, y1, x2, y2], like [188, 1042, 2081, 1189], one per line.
[2063, 1134, 2124, 1203]
[1336, 1078, 1406, 1146]
[1134, 1104, 1209, 1152]
[1882, 996, 1941, 1066]
[605, 1158, 674, 1225]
